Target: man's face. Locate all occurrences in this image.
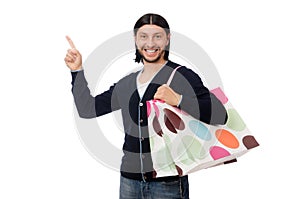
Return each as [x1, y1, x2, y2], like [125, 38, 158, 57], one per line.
[135, 24, 170, 64]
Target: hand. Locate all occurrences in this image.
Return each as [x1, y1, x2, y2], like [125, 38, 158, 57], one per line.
[154, 84, 181, 106]
[64, 35, 82, 71]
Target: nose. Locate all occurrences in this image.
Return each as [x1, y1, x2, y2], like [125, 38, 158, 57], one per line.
[145, 37, 155, 48]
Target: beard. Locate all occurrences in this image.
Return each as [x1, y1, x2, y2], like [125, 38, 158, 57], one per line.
[138, 49, 165, 63]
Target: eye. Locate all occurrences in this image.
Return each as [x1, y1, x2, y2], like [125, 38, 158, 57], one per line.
[155, 34, 162, 39]
[140, 34, 147, 39]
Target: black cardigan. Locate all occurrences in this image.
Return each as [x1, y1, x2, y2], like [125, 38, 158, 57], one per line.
[71, 60, 227, 181]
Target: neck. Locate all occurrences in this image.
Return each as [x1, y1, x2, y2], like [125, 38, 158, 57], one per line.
[143, 59, 167, 74]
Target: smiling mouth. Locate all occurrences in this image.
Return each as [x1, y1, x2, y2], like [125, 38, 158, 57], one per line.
[144, 49, 159, 53]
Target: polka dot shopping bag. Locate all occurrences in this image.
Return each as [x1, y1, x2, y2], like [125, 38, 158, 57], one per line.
[147, 66, 259, 178]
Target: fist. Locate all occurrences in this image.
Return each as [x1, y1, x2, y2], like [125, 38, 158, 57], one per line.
[154, 84, 181, 106]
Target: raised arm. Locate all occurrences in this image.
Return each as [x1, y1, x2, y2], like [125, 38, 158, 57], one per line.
[65, 36, 120, 118]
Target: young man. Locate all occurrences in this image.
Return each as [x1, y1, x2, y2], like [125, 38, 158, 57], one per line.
[65, 13, 227, 199]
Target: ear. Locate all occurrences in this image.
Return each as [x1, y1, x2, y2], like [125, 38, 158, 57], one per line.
[134, 35, 138, 46]
[166, 33, 171, 46]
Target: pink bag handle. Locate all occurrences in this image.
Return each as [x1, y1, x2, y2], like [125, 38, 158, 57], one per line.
[166, 66, 182, 86]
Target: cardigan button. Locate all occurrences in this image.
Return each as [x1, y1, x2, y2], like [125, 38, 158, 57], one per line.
[139, 102, 143, 107]
[140, 119, 143, 123]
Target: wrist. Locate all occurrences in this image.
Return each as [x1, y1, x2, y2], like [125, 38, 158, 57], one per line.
[71, 66, 83, 72]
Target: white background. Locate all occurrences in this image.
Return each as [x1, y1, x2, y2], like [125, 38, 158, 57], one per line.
[1, 0, 299, 198]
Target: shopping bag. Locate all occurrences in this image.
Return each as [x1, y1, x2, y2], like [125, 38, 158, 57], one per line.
[147, 67, 259, 178]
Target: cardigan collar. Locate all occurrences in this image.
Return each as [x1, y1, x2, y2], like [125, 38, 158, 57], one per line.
[137, 60, 179, 102]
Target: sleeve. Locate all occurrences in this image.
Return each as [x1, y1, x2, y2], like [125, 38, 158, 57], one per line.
[175, 68, 227, 125]
[71, 70, 120, 118]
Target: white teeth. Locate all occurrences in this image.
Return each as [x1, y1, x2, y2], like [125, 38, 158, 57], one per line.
[146, 49, 156, 53]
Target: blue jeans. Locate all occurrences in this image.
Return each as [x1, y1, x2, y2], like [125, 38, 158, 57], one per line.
[119, 175, 189, 199]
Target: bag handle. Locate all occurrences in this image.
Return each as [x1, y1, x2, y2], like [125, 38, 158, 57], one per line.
[166, 66, 182, 86]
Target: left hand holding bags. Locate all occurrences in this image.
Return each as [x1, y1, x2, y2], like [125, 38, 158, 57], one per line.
[154, 84, 181, 106]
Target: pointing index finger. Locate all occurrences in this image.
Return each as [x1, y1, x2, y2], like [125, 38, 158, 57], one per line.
[66, 35, 76, 49]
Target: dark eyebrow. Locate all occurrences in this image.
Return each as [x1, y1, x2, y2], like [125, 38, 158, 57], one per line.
[138, 31, 164, 35]
[138, 32, 147, 35]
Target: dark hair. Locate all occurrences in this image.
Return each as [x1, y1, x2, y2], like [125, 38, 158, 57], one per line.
[133, 13, 170, 63]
